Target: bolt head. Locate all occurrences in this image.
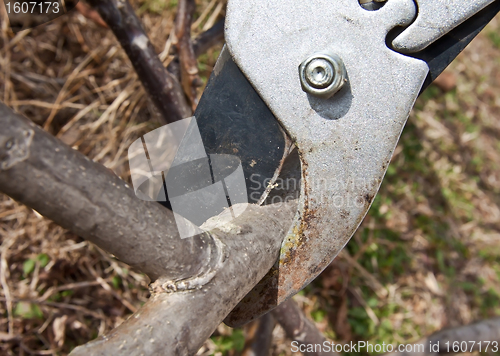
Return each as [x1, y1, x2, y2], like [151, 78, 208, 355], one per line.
[299, 52, 347, 98]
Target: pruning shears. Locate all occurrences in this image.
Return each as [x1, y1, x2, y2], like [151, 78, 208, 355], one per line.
[140, 0, 500, 326]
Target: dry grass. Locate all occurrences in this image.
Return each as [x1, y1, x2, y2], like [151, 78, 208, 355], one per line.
[0, 1, 499, 355]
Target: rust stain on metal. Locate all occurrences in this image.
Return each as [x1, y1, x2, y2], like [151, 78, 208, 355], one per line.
[226, 147, 384, 327]
[278, 153, 312, 265]
[276, 152, 322, 296]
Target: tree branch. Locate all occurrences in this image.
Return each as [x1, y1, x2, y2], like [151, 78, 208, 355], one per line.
[192, 19, 225, 58]
[175, 0, 202, 110]
[0, 102, 210, 281]
[166, 19, 225, 84]
[86, 0, 192, 124]
[272, 299, 338, 356]
[75, 2, 107, 28]
[242, 313, 275, 356]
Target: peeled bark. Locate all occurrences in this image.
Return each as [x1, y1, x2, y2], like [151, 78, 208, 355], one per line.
[70, 201, 296, 355]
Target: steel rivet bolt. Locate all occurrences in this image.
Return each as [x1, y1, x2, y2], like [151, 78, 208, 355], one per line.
[299, 52, 347, 99]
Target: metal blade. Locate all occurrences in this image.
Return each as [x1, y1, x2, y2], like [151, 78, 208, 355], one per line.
[194, 47, 286, 204]
[410, 0, 500, 91]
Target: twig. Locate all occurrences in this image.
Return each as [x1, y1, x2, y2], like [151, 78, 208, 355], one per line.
[203, 0, 224, 31]
[191, 0, 217, 29]
[37, 280, 108, 302]
[193, 19, 225, 58]
[175, 0, 202, 109]
[86, 262, 138, 313]
[272, 299, 338, 356]
[341, 250, 388, 298]
[75, 2, 107, 28]
[86, 0, 192, 124]
[242, 313, 275, 356]
[0, 235, 17, 336]
[0, 296, 106, 320]
[349, 286, 379, 326]
[43, 49, 99, 130]
[166, 19, 225, 83]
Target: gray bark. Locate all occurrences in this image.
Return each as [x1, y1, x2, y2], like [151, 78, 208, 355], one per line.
[0, 102, 212, 281]
[86, 0, 192, 124]
[242, 313, 275, 356]
[272, 299, 338, 356]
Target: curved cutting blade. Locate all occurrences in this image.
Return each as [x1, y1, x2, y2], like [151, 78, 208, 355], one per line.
[195, 47, 287, 205]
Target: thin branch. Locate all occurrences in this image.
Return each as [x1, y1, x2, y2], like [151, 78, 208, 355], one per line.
[384, 317, 500, 356]
[272, 299, 338, 356]
[86, 0, 192, 124]
[166, 19, 225, 84]
[0, 102, 212, 281]
[242, 313, 275, 356]
[75, 2, 107, 28]
[192, 19, 225, 57]
[175, 0, 202, 110]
